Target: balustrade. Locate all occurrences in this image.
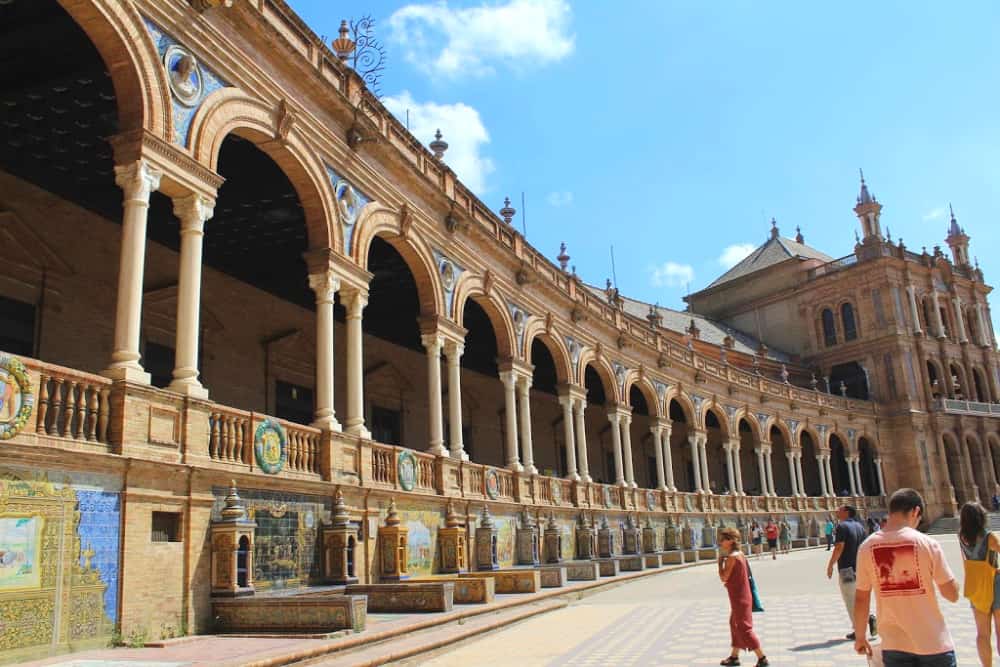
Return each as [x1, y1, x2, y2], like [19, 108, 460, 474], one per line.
[31, 364, 111, 445]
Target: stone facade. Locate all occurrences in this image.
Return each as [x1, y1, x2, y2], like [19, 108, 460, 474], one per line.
[0, 0, 993, 662]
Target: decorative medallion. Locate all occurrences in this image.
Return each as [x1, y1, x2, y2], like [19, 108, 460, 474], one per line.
[565, 337, 582, 371]
[654, 381, 668, 408]
[646, 490, 656, 511]
[0, 354, 34, 440]
[786, 418, 800, 436]
[253, 419, 287, 474]
[335, 180, 363, 227]
[439, 257, 457, 292]
[613, 362, 627, 393]
[755, 412, 770, 430]
[691, 394, 705, 419]
[397, 450, 417, 491]
[603, 485, 613, 508]
[164, 45, 203, 107]
[551, 478, 561, 505]
[484, 468, 500, 500]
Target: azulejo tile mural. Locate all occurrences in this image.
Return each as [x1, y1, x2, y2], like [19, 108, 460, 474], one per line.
[0, 467, 122, 661]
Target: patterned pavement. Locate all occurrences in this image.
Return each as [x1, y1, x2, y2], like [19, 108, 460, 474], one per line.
[412, 535, 978, 667]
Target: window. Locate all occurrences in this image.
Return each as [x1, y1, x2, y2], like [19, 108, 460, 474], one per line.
[0, 295, 36, 356]
[144, 342, 175, 389]
[275, 380, 313, 425]
[821, 309, 837, 347]
[939, 307, 952, 339]
[151, 511, 182, 542]
[371, 405, 402, 445]
[841, 303, 858, 341]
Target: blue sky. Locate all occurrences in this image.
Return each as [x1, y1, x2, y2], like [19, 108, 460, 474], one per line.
[289, 0, 1000, 327]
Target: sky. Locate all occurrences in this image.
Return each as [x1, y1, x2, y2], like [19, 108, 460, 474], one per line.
[288, 0, 1000, 331]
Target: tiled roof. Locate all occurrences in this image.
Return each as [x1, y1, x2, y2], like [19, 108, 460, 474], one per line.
[703, 235, 834, 290]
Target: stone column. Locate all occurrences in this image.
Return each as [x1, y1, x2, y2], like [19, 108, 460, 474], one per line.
[558, 394, 579, 480]
[662, 422, 676, 491]
[517, 375, 538, 475]
[954, 297, 968, 343]
[608, 410, 626, 487]
[853, 458, 866, 496]
[757, 448, 769, 496]
[343, 287, 370, 438]
[444, 340, 467, 460]
[651, 422, 667, 491]
[785, 451, 799, 496]
[423, 334, 447, 457]
[875, 458, 886, 495]
[724, 441, 737, 495]
[621, 412, 636, 488]
[795, 453, 806, 497]
[846, 456, 859, 496]
[573, 398, 591, 482]
[167, 194, 213, 398]
[817, 455, 829, 496]
[500, 370, 522, 471]
[308, 270, 341, 431]
[906, 285, 923, 334]
[104, 160, 162, 383]
[824, 455, 836, 497]
[689, 434, 703, 492]
[766, 448, 777, 496]
[932, 291, 946, 338]
[733, 440, 745, 495]
[699, 435, 711, 494]
[976, 304, 989, 346]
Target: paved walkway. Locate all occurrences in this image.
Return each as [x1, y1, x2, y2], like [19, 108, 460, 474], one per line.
[407, 535, 978, 667]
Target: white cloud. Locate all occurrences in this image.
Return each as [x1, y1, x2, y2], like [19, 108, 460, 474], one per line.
[718, 243, 756, 269]
[650, 262, 695, 288]
[388, 0, 574, 78]
[546, 191, 573, 207]
[383, 91, 494, 193]
[922, 207, 947, 222]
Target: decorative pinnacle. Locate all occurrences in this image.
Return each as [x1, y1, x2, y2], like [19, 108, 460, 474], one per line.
[795, 225, 804, 244]
[479, 505, 495, 529]
[445, 501, 463, 528]
[546, 513, 558, 530]
[385, 498, 401, 526]
[557, 242, 570, 271]
[429, 129, 448, 160]
[220, 479, 246, 521]
[770, 217, 779, 239]
[332, 488, 352, 527]
[499, 196, 516, 225]
[332, 20, 355, 61]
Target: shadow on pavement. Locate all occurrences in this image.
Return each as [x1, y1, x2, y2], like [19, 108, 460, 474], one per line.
[789, 638, 852, 652]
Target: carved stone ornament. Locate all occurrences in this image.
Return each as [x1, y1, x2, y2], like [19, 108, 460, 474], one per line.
[399, 203, 412, 238]
[335, 180, 362, 227]
[0, 353, 34, 440]
[515, 264, 531, 286]
[616, 333, 627, 350]
[482, 270, 494, 297]
[570, 306, 585, 323]
[190, 0, 233, 11]
[439, 258, 457, 293]
[275, 99, 295, 142]
[164, 45, 203, 107]
[657, 354, 669, 369]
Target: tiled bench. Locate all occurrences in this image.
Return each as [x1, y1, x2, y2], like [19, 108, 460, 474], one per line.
[213, 594, 367, 633]
[595, 558, 620, 577]
[459, 569, 541, 594]
[407, 577, 495, 604]
[661, 550, 684, 565]
[565, 560, 601, 581]
[643, 553, 663, 568]
[345, 582, 454, 613]
[618, 555, 645, 571]
[538, 564, 568, 588]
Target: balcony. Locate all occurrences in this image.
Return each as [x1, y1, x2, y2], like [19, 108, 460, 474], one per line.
[932, 397, 1000, 417]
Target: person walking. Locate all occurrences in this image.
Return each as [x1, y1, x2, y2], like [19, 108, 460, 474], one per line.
[826, 504, 877, 640]
[779, 519, 791, 555]
[718, 527, 769, 667]
[958, 501, 1000, 666]
[750, 521, 763, 559]
[765, 519, 779, 560]
[853, 488, 959, 666]
[825, 516, 835, 550]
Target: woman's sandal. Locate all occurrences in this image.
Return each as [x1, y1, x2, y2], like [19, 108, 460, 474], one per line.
[719, 657, 740, 666]
[754, 657, 769, 667]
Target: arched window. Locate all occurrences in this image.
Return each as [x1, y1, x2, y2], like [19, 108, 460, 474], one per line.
[822, 309, 837, 347]
[841, 303, 858, 341]
[921, 298, 934, 332]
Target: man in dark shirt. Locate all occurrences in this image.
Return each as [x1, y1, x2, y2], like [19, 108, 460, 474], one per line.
[826, 505, 877, 640]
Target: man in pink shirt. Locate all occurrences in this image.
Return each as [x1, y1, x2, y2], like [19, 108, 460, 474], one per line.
[853, 488, 959, 666]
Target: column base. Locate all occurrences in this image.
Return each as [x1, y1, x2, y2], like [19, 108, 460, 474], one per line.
[524, 464, 539, 476]
[312, 416, 343, 432]
[346, 423, 371, 439]
[507, 461, 524, 473]
[450, 449, 470, 462]
[101, 364, 151, 385]
[567, 472, 581, 482]
[617, 480, 628, 488]
[428, 444, 448, 457]
[630, 482, 638, 489]
[581, 473, 592, 483]
[166, 378, 209, 400]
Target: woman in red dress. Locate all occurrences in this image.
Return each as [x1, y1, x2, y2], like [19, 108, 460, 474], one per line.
[718, 527, 769, 666]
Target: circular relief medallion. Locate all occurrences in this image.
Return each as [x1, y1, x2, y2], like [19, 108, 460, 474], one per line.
[0, 354, 34, 441]
[484, 468, 500, 500]
[551, 478, 561, 504]
[164, 45, 203, 107]
[646, 490, 656, 511]
[254, 419, 287, 474]
[602, 485, 613, 508]
[397, 450, 417, 491]
[439, 259, 457, 292]
[335, 180, 362, 227]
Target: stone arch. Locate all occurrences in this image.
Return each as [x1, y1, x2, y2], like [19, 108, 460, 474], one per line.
[452, 283, 516, 361]
[768, 418, 795, 451]
[664, 388, 697, 426]
[732, 408, 762, 442]
[578, 353, 619, 405]
[971, 365, 991, 403]
[622, 373, 661, 418]
[925, 357, 945, 398]
[964, 431, 992, 501]
[828, 432, 851, 495]
[59, 0, 171, 137]
[522, 323, 572, 385]
[800, 424, 823, 451]
[837, 298, 860, 341]
[702, 403, 730, 439]
[188, 88, 339, 254]
[942, 430, 969, 506]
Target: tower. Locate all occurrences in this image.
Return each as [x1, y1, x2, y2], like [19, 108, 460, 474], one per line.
[853, 169, 883, 241]
[945, 204, 971, 268]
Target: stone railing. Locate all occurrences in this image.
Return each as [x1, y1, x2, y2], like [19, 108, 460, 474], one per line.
[208, 406, 252, 464]
[932, 397, 1000, 417]
[28, 360, 112, 446]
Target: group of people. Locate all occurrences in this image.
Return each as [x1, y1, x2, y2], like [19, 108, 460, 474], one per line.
[747, 518, 792, 560]
[718, 488, 1000, 666]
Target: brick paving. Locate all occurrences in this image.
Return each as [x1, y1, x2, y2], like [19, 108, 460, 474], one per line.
[412, 535, 978, 667]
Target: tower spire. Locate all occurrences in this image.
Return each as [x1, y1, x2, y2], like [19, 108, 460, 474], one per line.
[945, 203, 971, 267]
[853, 168, 882, 241]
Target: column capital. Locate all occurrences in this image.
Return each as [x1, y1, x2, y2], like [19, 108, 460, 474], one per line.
[499, 368, 518, 389]
[173, 193, 215, 231]
[421, 332, 444, 353]
[115, 159, 162, 203]
[557, 383, 587, 402]
[497, 357, 533, 379]
[443, 339, 465, 359]
[340, 284, 369, 317]
[606, 403, 632, 419]
[308, 271, 341, 305]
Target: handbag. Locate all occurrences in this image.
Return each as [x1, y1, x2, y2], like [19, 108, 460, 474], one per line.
[747, 562, 764, 612]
